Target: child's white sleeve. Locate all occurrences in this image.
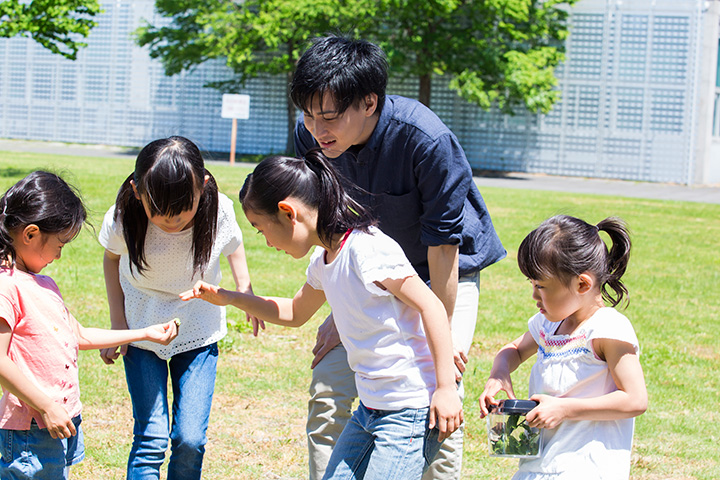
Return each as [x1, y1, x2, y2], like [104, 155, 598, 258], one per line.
[98, 206, 127, 255]
[218, 193, 244, 256]
[355, 232, 416, 297]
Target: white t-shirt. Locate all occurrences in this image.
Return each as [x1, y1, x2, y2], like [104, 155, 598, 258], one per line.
[512, 307, 640, 480]
[306, 226, 436, 410]
[99, 193, 243, 359]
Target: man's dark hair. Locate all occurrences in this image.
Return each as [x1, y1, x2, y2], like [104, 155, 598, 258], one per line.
[290, 35, 388, 116]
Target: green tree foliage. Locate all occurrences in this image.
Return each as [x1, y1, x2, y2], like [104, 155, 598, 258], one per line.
[370, 0, 577, 113]
[136, 0, 379, 153]
[0, 0, 101, 60]
[136, 0, 576, 152]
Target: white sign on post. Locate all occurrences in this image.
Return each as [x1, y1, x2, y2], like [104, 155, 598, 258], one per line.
[221, 94, 250, 165]
[221, 94, 250, 119]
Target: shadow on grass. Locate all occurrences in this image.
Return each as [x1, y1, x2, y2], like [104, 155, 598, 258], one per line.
[0, 167, 33, 178]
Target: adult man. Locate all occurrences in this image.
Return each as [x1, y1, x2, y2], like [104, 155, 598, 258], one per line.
[291, 35, 506, 480]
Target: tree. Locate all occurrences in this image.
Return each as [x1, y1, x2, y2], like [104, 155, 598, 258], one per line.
[136, 0, 379, 154]
[137, 0, 577, 153]
[370, 0, 577, 113]
[0, 0, 101, 60]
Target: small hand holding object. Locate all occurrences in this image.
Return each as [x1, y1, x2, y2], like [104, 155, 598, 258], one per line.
[526, 394, 565, 429]
[478, 376, 517, 418]
[144, 318, 180, 345]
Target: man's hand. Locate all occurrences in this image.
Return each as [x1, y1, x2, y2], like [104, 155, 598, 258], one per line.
[311, 314, 341, 369]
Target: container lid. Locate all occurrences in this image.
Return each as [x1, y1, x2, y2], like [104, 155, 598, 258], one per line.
[493, 399, 538, 415]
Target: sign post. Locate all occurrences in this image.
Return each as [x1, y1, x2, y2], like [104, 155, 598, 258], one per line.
[221, 94, 250, 165]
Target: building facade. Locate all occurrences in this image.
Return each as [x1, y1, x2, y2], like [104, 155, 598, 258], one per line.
[1, 0, 718, 184]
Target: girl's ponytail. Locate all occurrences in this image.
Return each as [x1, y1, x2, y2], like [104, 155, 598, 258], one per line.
[240, 148, 374, 248]
[302, 149, 373, 246]
[518, 214, 632, 308]
[596, 217, 632, 307]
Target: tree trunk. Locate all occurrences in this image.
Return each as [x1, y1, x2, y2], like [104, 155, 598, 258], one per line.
[285, 70, 296, 155]
[419, 73, 432, 108]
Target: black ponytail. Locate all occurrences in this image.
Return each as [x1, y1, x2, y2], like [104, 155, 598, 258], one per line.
[240, 148, 375, 248]
[518, 215, 632, 307]
[596, 217, 631, 307]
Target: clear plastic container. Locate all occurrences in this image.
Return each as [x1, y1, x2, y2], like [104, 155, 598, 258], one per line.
[487, 399, 542, 458]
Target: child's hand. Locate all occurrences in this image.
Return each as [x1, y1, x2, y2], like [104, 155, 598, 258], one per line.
[179, 281, 229, 306]
[247, 314, 265, 337]
[100, 321, 129, 365]
[526, 394, 566, 429]
[41, 402, 76, 440]
[453, 347, 468, 383]
[144, 319, 179, 345]
[429, 386, 464, 441]
[478, 376, 516, 418]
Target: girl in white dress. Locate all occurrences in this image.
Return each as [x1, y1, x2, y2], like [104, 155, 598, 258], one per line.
[180, 148, 462, 480]
[478, 215, 647, 480]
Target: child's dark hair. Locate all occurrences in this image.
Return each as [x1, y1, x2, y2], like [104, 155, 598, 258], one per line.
[240, 148, 375, 248]
[114, 136, 219, 277]
[0, 171, 86, 267]
[517, 215, 632, 307]
[291, 34, 388, 116]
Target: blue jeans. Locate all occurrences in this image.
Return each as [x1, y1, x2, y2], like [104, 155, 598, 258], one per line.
[0, 415, 84, 480]
[123, 344, 218, 480]
[322, 403, 442, 480]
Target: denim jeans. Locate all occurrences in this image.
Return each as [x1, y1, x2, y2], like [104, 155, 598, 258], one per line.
[123, 344, 218, 480]
[0, 415, 84, 480]
[322, 403, 442, 480]
[308, 272, 479, 480]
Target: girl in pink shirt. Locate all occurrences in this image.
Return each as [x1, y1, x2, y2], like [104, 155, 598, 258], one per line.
[0, 171, 178, 480]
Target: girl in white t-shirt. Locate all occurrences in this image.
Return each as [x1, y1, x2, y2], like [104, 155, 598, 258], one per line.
[180, 148, 462, 480]
[478, 215, 648, 480]
[98, 136, 258, 480]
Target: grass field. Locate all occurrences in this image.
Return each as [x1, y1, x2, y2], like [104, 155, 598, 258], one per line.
[0, 150, 718, 479]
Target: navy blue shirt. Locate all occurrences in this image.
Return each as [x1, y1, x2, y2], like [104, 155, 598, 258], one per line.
[294, 95, 506, 282]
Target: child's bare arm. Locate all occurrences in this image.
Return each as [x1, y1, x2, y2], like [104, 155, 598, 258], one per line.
[180, 280, 326, 328]
[75, 319, 179, 350]
[100, 250, 128, 364]
[0, 320, 76, 439]
[478, 331, 538, 417]
[379, 274, 463, 441]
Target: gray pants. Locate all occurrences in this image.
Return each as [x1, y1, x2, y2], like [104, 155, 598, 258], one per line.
[307, 273, 480, 480]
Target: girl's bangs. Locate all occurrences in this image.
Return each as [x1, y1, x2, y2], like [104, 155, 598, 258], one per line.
[142, 171, 196, 217]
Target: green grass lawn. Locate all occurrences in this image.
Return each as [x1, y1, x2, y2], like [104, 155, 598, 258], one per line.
[0, 151, 718, 479]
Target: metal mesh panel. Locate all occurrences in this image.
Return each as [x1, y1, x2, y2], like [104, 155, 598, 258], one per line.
[0, 0, 706, 184]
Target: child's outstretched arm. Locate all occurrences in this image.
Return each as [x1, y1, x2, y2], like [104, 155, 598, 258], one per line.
[0, 320, 76, 440]
[180, 280, 326, 328]
[74, 319, 179, 351]
[226, 244, 265, 336]
[526, 338, 647, 429]
[378, 274, 462, 442]
[478, 331, 538, 417]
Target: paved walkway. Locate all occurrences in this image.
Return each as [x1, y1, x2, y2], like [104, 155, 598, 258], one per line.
[2, 139, 720, 204]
